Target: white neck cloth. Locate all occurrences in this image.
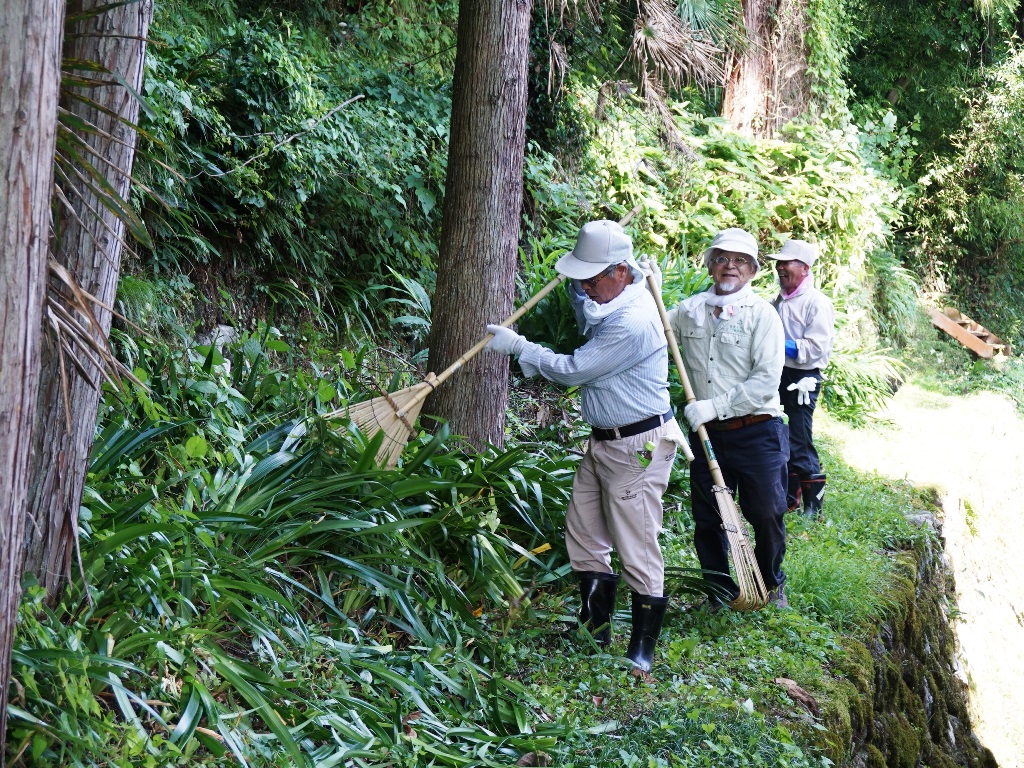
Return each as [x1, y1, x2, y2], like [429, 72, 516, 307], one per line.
[677, 284, 753, 328]
[580, 279, 647, 335]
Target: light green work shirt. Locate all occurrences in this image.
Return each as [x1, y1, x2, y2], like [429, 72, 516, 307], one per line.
[667, 293, 785, 420]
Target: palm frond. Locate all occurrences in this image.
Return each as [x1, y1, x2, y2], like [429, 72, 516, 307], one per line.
[629, 0, 725, 93]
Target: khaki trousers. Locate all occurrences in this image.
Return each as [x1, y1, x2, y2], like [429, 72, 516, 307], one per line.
[564, 421, 678, 596]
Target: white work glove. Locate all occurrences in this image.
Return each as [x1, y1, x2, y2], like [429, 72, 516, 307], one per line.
[684, 399, 718, 431]
[639, 256, 663, 292]
[787, 376, 818, 406]
[485, 324, 527, 357]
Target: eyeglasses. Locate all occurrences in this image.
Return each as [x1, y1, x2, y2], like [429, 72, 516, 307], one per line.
[581, 264, 620, 288]
[710, 254, 755, 267]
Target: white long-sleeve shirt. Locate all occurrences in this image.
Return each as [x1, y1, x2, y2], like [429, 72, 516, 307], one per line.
[773, 281, 834, 370]
[668, 293, 785, 420]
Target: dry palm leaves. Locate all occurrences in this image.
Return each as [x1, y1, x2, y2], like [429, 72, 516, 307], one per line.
[629, 0, 724, 93]
[46, 259, 146, 425]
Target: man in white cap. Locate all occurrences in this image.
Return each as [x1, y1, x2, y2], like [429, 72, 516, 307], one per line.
[666, 227, 789, 610]
[766, 239, 835, 519]
[483, 219, 685, 672]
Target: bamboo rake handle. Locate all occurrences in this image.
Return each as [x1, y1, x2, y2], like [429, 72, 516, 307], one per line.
[647, 274, 731, 478]
[402, 273, 568, 411]
[430, 273, 567, 389]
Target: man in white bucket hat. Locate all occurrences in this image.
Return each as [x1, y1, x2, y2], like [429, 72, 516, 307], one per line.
[666, 227, 790, 610]
[483, 219, 684, 672]
[765, 239, 835, 519]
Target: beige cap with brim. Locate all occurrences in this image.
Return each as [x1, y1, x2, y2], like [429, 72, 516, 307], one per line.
[555, 220, 636, 280]
[702, 228, 760, 273]
[766, 239, 817, 267]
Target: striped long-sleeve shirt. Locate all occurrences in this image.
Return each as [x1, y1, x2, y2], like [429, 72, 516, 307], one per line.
[517, 282, 671, 429]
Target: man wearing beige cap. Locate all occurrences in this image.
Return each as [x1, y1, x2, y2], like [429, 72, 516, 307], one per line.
[765, 239, 835, 519]
[484, 219, 685, 672]
[667, 227, 790, 610]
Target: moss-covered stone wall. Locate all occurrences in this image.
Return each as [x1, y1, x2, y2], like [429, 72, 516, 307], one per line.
[812, 513, 999, 767]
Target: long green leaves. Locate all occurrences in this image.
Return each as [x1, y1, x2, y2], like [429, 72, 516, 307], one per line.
[9, 330, 574, 766]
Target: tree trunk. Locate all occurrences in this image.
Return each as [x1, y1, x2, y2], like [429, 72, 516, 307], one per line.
[722, 0, 775, 136]
[0, 0, 65, 755]
[425, 0, 533, 449]
[771, 0, 811, 131]
[23, 0, 153, 600]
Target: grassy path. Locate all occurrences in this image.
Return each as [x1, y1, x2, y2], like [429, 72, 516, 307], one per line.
[821, 383, 1024, 767]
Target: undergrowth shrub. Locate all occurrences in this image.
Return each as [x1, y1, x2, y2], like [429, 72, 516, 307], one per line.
[9, 329, 574, 767]
[135, 6, 452, 335]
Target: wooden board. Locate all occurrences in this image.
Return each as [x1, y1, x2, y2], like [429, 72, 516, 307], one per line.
[927, 307, 1011, 358]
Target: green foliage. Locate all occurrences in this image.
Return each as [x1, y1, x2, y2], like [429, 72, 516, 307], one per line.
[9, 318, 931, 767]
[845, 0, 1014, 160]
[821, 344, 907, 425]
[805, 0, 855, 121]
[134, 5, 453, 335]
[381, 267, 432, 362]
[785, 444, 919, 630]
[867, 249, 920, 348]
[10, 329, 576, 766]
[116, 274, 195, 337]
[909, 44, 1024, 347]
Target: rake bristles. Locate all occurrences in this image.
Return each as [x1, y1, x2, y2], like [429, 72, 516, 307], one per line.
[330, 374, 437, 469]
[713, 487, 768, 610]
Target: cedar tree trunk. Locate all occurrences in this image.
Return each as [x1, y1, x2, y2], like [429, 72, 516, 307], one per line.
[23, 0, 153, 600]
[0, 0, 65, 755]
[425, 0, 534, 450]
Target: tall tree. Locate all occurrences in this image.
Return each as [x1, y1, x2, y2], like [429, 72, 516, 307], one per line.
[722, 0, 810, 137]
[425, 0, 533, 448]
[722, 0, 779, 136]
[0, 0, 65, 753]
[22, 0, 153, 600]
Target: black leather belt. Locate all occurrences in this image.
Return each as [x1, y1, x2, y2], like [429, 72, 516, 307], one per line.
[591, 411, 674, 441]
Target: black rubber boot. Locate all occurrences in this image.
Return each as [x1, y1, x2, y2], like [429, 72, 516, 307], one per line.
[786, 472, 802, 512]
[801, 473, 826, 519]
[624, 592, 669, 672]
[576, 571, 619, 646]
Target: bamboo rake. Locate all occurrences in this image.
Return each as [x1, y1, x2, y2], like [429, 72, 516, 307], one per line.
[326, 273, 567, 468]
[645, 271, 769, 611]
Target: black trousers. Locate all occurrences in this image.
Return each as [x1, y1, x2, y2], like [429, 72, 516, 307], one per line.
[688, 416, 789, 592]
[779, 366, 822, 479]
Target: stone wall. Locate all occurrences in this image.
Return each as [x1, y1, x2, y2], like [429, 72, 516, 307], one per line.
[807, 513, 999, 767]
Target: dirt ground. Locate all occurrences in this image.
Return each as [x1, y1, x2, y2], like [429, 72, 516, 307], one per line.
[821, 383, 1024, 768]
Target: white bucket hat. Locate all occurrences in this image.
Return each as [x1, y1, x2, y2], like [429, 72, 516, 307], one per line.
[766, 239, 817, 267]
[702, 228, 759, 273]
[555, 220, 637, 280]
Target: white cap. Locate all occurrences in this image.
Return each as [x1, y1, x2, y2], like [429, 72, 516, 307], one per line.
[555, 220, 636, 280]
[703, 228, 759, 273]
[766, 239, 817, 267]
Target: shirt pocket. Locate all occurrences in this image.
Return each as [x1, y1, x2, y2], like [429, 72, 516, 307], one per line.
[677, 325, 706, 341]
[717, 331, 751, 350]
